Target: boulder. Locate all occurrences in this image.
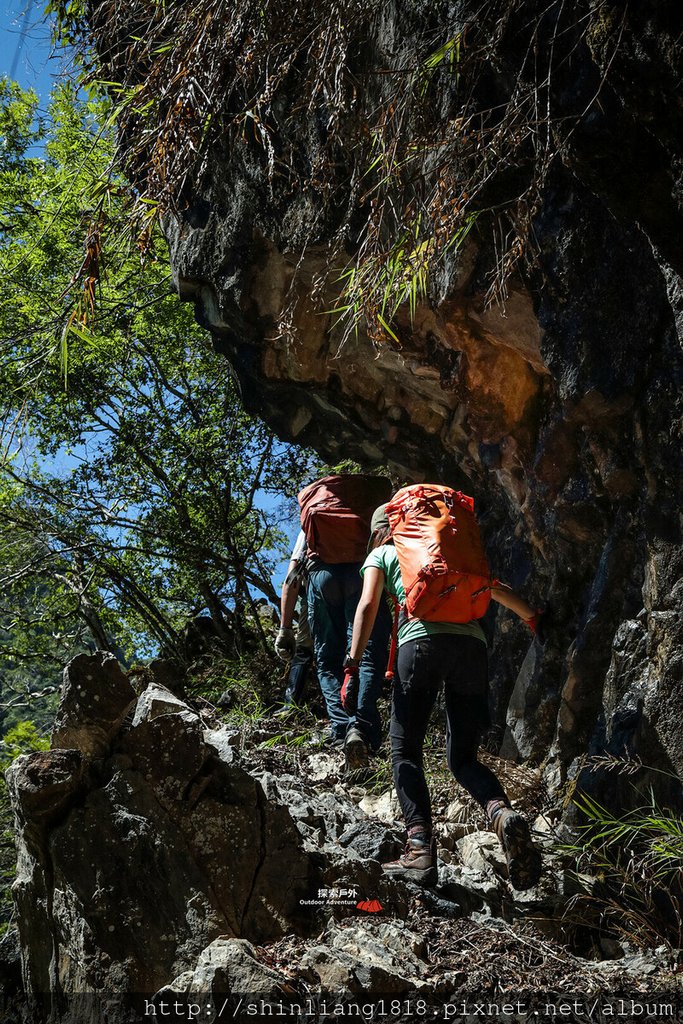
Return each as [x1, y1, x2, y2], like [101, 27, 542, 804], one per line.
[6, 749, 86, 830]
[337, 820, 403, 864]
[255, 771, 408, 913]
[301, 920, 428, 994]
[8, 658, 318, 1021]
[359, 788, 402, 824]
[440, 799, 480, 843]
[156, 938, 286, 1021]
[130, 680, 190, 727]
[456, 831, 508, 877]
[51, 652, 136, 758]
[435, 862, 499, 916]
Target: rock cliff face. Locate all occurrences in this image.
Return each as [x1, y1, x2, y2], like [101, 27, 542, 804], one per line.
[78, 1, 682, 794]
[153, 2, 683, 799]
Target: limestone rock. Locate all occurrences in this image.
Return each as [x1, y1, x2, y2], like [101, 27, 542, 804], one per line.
[255, 771, 405, 910]
[337, 820, 403, 864]
[301, 920, 428, 994]
[9, 661, 317, 1021]
[358, 789, 402, 823]
[501, 643, 542, 761]
[6, 645, 678, 1019]
[436, 862, 502, 916]
[203, 724, 239, 764]
[157, 938, 286, 1019]
[257, 771, 361, 838]
[6, 749, 86, 829]
[456, 831, 508, 877]
[442, 797, 477, 840]
[303, 752, 338, 783]
[131, 680, 190, 727]
[0, 927, 23, 1004]
[51, 652, 136, 758]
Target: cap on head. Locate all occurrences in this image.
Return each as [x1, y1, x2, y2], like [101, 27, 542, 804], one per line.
[370, 503, 390, 534]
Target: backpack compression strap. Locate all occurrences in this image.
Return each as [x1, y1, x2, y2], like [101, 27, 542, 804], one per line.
[384, 594, 400, 686]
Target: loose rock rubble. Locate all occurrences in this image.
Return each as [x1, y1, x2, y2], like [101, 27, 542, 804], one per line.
[3, 656, 680, 1023]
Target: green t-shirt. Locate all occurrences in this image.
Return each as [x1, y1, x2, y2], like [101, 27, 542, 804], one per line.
[361, 544, 487, 647]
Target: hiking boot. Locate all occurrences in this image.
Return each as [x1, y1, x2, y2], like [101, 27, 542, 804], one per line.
[488, 802, 542, 891]
[382, 828, 438, 887]
[344, 726, 369, 772]
[310, 726, 344, 749]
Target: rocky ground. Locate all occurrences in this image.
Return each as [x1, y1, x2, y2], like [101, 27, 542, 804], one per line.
[238, 716, 679, 991]
[4, 653, 679, 1024]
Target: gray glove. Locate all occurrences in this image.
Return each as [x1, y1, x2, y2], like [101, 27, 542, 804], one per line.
[274, 626, 296, 661]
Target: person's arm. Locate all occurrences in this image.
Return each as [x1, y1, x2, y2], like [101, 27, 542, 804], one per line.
[275, 559, 302, 660]
[491, 582, 547, 640]
[490, 582, 535, 623]
[280, 560, 302, 628]
[349, 566, 386, 662]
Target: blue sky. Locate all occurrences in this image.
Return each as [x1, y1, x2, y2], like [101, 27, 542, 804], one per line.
[0, 1, 68, 98]
[1, 3, 300, 602]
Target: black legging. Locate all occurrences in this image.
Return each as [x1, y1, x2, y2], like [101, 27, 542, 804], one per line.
[390, 634, 507, 831]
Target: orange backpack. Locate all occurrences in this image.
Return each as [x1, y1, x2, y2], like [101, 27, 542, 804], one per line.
[386, 484, 492, 622]
[298, 474, 393, 564]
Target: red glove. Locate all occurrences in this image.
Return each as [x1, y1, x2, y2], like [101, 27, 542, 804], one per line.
[341, 665, 359, 714]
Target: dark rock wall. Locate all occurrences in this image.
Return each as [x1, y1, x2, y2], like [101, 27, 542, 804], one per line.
[92, 1, 681, 798]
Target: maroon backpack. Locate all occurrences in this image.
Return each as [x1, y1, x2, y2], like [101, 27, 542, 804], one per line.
[298, 474, 392, 564]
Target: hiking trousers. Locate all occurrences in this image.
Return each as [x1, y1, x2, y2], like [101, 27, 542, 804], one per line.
[390, 634, 507, 831]
[307, 562, 391, 748]
[283, 646, 314, 706]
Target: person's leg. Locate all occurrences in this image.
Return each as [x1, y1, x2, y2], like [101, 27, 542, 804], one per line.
[390, 639, 440, 832]
[282, 646, 314, 706]
[442, 635, 541, 890]
[354, 591, 392, 750]
[441, 635, 507, 806]
[307, 567, 350, 741]
[383, 638, 440, 882]
[334, 563, 369, 768]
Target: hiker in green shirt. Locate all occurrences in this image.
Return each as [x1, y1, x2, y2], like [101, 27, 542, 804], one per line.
[345, 503, 544, 891]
